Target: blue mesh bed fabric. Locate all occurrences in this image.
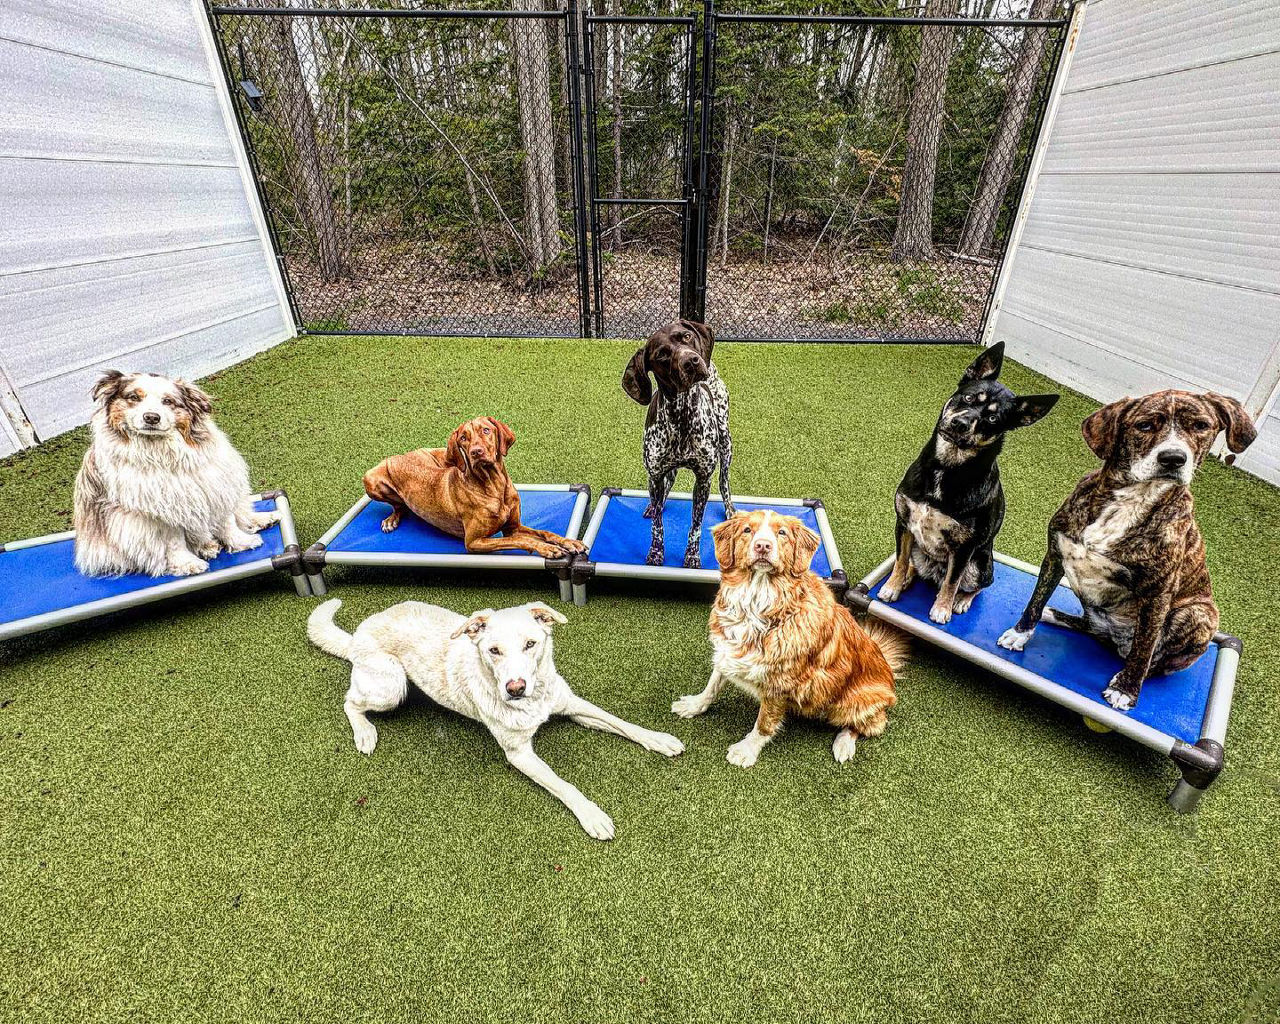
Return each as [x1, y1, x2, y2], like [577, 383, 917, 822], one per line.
[326, 487, 582, 557]
[0, 498, 283, 627]
[589, 494, 834, 578]
[868, 559, 1217, 744]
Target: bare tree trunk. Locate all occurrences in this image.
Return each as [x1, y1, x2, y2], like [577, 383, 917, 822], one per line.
[763, 138, 777, 264]
[273, 16, 343, 279]
[957, 0, 1057, 257]
[718, 115, 737, 268]
[891, 0, 960, 262]
[513, 0, 562, 270]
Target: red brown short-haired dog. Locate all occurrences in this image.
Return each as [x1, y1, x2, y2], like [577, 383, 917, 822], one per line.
[999, 390, 1256, 711]
[362, 417, 585, 559]
[673, 509, 907, 766]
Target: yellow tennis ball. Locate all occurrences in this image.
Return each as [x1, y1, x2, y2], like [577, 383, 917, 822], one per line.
[1083, 716, 1112, 734]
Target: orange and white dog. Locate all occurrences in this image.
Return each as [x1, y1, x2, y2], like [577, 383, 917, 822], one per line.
[673, 509, 906, 767]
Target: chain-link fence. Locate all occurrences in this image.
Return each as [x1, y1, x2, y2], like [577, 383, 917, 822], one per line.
[213, 4, 587, 336]
[705, 10, 1067, 341]
[208, 1, 1068, 342]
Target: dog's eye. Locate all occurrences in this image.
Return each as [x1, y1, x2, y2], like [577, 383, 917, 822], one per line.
[483, 427, 491, 435]
[741, 525, 751, 534]
[1192, 419, 1212, 431]
[162, 397, 175, 407]
[778, 528, 787, 536]
[524, 639, 536, 650]
[963, 394, 975, 405]
[127, 394, 141, 404]
[488, 646, 501, 656]
[1136, 421, 1156, 432]
[985, 412, 999, 422]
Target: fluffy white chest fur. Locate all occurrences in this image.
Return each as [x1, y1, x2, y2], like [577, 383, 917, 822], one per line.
[711, 572, 777, 697]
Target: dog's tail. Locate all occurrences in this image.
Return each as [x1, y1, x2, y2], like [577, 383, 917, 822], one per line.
[863, 619, 910, 676]
[308, 599, 353, 660]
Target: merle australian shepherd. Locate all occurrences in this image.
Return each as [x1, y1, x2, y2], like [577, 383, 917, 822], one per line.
[879, 343, 1058, 624]
[73, 371, 279, 578]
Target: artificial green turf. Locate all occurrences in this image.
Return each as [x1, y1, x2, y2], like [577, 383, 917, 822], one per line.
[1, 337, 1278, 1024]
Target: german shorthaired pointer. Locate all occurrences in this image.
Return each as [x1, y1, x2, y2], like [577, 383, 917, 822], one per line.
[622, 319, 734, 568]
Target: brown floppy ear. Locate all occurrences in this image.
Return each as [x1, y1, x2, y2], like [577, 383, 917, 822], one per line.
[92, 369, 127, 404]
[789, 523, 821, 575]
[449, 610, 493, 641]
[681, 318, 714, 362]
[176, 380, 213, 418]
[1204, 393, 1257, 454]
[524, 602, 567, 630]
[1081, 398, 1134, 462]
[487, 417, 515, 457]
[445, 425, 467, 470]
[622, 348, 653, 405]
[712, 515, 743, 570]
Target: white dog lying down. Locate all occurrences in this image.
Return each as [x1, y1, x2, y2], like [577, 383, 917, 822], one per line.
[308, 598, 684, 840]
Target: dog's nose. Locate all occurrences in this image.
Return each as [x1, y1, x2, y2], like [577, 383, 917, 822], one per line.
[470, 446, 485, 458]
[1157, 449, 1188, 469]
[506, 679, 526, 698]
[142, 412, 161, 426]
[753, 539, 773, 556]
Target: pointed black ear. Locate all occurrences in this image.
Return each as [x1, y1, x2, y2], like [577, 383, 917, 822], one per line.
[962, 341, 1004, 384]
[622, 348, 653, 405]
[1010, 393, 1059, 428]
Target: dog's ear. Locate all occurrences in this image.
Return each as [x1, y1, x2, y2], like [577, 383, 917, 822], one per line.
[712, 515, 744, 570]
[450, 610, 493, 641]
[961, 341, 1004, 384]
[524, 602, 567, 631]
[445, 425, 467, 470]
[1081, 398, 1135, 461]
[788, 521, 821, 575]
[487, 417, 515, 457]
[1204, 393, 1257, 454]
[175, 379, 213, 418]
[1009, 393, 1059, 429]
[92, 369, 127, 405]
[680, 318, 714, 362]
[622, 347, 653, 405]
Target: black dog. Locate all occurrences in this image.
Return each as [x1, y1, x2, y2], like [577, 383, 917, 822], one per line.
[622, 319, 733, 568]
[879, 342, 1058, 623]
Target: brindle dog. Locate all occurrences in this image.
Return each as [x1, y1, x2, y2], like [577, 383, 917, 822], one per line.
[998, 390, 1257, 711]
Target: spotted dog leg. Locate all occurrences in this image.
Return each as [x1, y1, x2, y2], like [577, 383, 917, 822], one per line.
[644, 470, 675, 519]
[717, 432, 734, 517]
[683, 473, 712, 569]
[646, 469, 674, 566]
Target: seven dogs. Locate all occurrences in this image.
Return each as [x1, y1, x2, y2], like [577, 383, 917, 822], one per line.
[308, 598, 684, 840]
[998, 390, 1256, 711]
[73, 371, 279, 577]
[673, 509, 907, 767]
[622, 320, 733, 568]
[880, 342, 1058, 623]
[362, 416, 586, 559]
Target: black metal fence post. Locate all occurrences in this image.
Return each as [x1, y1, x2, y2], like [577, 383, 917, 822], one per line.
[564, 0, 592, 338]
[691, 0, 716, 324]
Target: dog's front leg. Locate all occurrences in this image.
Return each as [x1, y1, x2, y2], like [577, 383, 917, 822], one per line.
[683, 473, 712, 569]
[998, 540, 1064, 652]
[216, 514, 264, 554]
[235, 495, 281, 534]
[1102, 590, 1170, 711]
[645, 470, 673, 565]
[726, 694, 787, 768]
[644, 470, 675, 518]
[717, 433, 734, 517]
[879, 522, 915, 603]
[672, 669, 725, 718]
[163, 533, 209, 577]
[503, 742, 615, 841]
[558, 691, 684, 756]
[929, 537, 981, 623]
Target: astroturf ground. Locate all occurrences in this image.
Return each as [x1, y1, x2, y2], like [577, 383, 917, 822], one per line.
[1, 337, 1277, 1024]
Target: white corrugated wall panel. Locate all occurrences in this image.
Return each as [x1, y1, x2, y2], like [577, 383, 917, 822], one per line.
[1236, 407, 1280, 484]
[990, 0, 1280, 488]
[0, 0, 292, 449]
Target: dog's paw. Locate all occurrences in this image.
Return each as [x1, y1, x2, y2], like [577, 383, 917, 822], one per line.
[1102, 675, 1138, 712]
[557, 537, 587, 555]
[222, 532, 264, 554]
[832, 729, 858, 763]
[534, 542, 564, 559]
[194, 540, 221, 560]
[726, 738, 761, 768]
[168, 554, 209, 576]
[249, 510, 281, 532]
[672, 694, 709, 718]
[351, 721, 378, 755]
[380, 514, 401, 534]
[682, 550, 702, 569]
[645, 546, 664, 567]
[641, 730, 685, 757]
[928, 599, 953, 625]
[574, 801, 615, 841]
[642, 503, 657, 519]
[997, 626, 1033, 651]
[879, 579, 904, 603]
[952, 590, 977, 614]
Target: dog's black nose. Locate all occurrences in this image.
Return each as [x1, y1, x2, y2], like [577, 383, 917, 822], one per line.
[142, 412, 161, 426]
[1157, 449, 1187, 469]
[506, 679, 526, 698]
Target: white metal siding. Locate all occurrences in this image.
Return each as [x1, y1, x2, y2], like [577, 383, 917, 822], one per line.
[990, 0, 1280, 487]
[0, 0, 292, 449]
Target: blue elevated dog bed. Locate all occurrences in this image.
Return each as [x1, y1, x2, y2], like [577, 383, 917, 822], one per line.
[303, 484, 590, 601]
[0, 492, 309, 643]
[848, 551, 1240, 812]
[571, 489, 846, 605]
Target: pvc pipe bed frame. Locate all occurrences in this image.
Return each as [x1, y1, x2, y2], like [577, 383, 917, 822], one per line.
[847, 550, 1241, 813]
[303, 484, 591, 601]
[570, 489, 847, 606]
[0, 491, 309, 643]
